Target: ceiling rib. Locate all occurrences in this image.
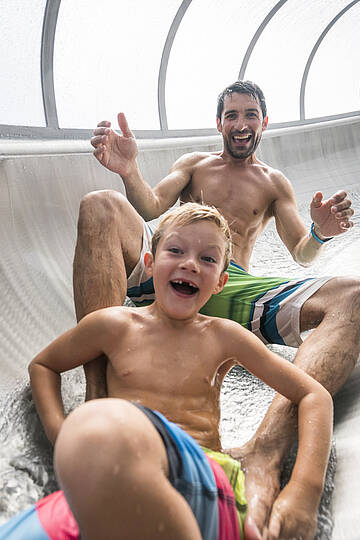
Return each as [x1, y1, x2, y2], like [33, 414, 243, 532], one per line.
[157, 0, 192, 134]
[41, 0, 61, 128]
[300, 0, 359, 120]
[238, 0, 288, 80]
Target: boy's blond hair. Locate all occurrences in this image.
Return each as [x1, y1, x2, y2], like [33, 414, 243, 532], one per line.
[151, 203, 232, 272]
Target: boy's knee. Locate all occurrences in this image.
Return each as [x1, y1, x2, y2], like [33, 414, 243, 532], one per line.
[56, 399, 144, 464]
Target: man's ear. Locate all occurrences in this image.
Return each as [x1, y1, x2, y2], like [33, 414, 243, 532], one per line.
[213, 272, 229, 295]
[144, 252, 154, 278]
[262, 115, 269, 131]
[216, 116, 222, 133]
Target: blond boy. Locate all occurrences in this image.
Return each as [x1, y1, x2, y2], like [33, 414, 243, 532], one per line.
[1, 203, 332, 540]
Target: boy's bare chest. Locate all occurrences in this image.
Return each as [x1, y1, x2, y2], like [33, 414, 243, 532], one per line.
[108, 331, 228, 396]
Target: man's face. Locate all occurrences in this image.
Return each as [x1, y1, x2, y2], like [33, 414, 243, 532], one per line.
[216, 93, 268, 159]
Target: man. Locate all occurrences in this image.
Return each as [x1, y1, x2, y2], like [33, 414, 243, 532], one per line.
[74, 80, 359, 533]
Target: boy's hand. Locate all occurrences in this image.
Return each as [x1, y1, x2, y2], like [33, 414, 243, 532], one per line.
[265, 481, 318, 540]
[91, 112, 138, 177]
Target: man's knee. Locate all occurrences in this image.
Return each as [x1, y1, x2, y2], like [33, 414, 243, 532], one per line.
[78, 190, 130, 230]
[301, 276, 360, 330]
[323, 276, 360, 310]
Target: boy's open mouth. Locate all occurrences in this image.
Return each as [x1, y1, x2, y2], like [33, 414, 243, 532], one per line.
[170, 279, 199, 295]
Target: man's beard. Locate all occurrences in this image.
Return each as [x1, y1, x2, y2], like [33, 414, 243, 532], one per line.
[224, 132, 262, 159]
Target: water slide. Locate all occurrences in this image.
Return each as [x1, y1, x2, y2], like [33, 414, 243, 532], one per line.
[0, 117, 359, 538]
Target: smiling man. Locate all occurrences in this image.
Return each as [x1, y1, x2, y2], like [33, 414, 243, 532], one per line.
[73, 80, 360, 536]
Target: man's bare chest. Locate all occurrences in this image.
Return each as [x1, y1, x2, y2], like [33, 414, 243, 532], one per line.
[182, 167, 274, 228]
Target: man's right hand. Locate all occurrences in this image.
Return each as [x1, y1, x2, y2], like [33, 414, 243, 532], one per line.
[91, 112, 138, 177]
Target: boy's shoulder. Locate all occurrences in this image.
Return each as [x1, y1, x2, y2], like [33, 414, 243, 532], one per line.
[198, 313, 249, 337]
[83, 305, 140, 331]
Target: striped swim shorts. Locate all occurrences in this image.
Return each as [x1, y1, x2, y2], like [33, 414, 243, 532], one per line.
[127, 221, 331, 347]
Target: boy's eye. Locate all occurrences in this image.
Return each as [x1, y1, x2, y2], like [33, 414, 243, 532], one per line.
[168, 247, 181, 254]
[202, 256, 216, 263]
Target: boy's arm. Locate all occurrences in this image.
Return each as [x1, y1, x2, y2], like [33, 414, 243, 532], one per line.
[91, 113, 195, 221]
[272, 171, 353, 266]
[29, 310, 115, 445]
[223, 321, 333, 539]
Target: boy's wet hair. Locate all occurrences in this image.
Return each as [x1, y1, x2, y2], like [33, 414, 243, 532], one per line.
[216, 80, 267, 121]
[151, 203, 232, 272]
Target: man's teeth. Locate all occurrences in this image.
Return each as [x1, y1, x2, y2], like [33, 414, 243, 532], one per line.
[233, 134, 250, 140]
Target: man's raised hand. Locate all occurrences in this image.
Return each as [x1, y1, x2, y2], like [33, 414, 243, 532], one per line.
[310, 190, 354, 238]
[90, 112, 138, 177]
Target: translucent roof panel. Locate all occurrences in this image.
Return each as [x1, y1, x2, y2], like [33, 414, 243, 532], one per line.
[0, 0, 46, 127]
[305, 2, 360, 118]
[244, 0, 353, 125]
[54, 0, 182, 130]
[165, 0, 279, 130]
[0, 0, 359, 138]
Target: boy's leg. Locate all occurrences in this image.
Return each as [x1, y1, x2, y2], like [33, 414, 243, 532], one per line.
[73, 191, 144, 400]
[231, 276, 360, 532]
[54, 399, 202, 540]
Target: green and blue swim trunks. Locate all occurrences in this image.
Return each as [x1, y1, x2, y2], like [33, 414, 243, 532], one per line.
[127, 222, 331, 348]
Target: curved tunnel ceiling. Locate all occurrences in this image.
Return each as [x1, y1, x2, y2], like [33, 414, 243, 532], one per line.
[0, 0, 359, 139]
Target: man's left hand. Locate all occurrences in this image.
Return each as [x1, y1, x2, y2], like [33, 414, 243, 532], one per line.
[310, 190, 354, 238]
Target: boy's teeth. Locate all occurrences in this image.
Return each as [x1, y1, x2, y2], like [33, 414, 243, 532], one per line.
[173, 279, 196, 288]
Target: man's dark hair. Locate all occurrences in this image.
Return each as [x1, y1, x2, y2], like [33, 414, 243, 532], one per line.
[216, 80, 267, 121]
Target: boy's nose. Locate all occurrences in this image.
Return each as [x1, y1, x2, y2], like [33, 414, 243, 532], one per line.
[181, 256, 199, 273]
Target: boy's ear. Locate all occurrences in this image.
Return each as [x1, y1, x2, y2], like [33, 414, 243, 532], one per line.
[213, 272, 228, 295]
[144, 252, 154, 277]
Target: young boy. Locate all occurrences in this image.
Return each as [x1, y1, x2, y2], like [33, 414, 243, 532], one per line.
[1, 203, 332, 540]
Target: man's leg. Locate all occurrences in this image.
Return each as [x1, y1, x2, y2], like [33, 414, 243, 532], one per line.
[54, 399, 202, 540]
[73, 190, 144, 400]
[231, 276, 360, 531]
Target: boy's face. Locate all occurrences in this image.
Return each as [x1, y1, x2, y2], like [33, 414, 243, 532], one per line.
[145, 221, 228, 320]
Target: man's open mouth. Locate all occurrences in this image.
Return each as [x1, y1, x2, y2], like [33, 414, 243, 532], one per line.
[170, 279, 199, 295]
[232, 133, 251, 143]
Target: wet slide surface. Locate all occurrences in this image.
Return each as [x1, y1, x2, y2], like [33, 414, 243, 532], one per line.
[0, 117, 359, 538]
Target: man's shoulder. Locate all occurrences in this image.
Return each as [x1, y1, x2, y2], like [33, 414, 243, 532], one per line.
[255, 159, 284, 180]
[179, 150, 220, 165]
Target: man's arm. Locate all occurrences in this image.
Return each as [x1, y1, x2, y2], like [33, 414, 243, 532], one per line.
[272, 172, 354, 266]
[28, 310, 117, 445]
[91, 113, 196, 220]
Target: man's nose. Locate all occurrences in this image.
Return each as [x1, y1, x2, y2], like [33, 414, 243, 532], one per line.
[235, 116, 247, 131]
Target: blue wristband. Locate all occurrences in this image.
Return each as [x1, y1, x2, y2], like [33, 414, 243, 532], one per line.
[309, 222, 333, 244]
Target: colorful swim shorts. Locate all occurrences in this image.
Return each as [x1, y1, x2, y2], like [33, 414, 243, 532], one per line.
[0, 404, 246, 540]
[127, 221, 331, 347]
